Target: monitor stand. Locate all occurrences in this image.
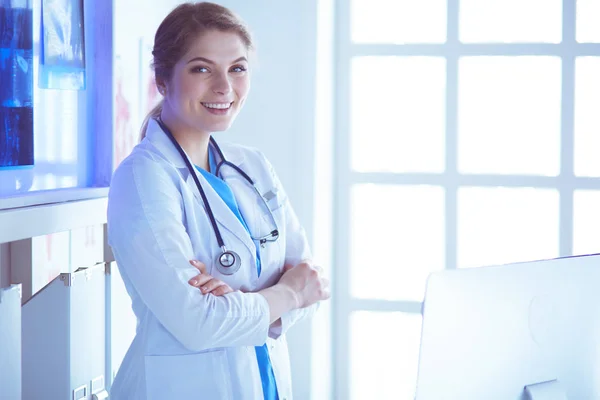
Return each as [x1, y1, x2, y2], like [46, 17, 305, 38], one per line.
[524, 379, 568, 400]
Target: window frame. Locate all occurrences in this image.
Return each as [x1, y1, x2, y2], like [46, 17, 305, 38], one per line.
[332, 1, 600, 398]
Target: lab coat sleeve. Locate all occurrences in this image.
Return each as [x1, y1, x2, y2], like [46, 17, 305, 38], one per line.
[259, 153, 320, 339]
[107, 155, 270, 352]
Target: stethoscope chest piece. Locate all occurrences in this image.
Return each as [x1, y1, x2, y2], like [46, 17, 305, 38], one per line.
[215, 249, 242, 275]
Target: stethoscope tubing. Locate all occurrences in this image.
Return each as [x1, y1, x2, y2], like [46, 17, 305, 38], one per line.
[154, 117, 279, 274]
[156, 117, 228, 249]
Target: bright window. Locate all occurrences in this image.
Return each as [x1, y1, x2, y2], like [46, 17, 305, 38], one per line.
[457, 187, 560, 268]
[351, 56, 446, 173]
[334, 1, 600, 399]
[351, 0, 447, 44]
[574, 57, 600, 177]
[350, 184, 445, 301]
[459, 0, 562, 43]
[458, 56, 561, 176]
[350, 311, 422, 400]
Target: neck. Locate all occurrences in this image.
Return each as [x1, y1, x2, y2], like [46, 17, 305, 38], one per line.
[160, 109, 211, 171]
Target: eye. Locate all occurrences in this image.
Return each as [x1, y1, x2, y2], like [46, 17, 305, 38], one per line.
[191, 66, 209, 73]
[231, 65, 247, 73]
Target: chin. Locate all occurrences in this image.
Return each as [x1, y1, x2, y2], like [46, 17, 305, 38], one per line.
[211, 116, 238, 132]
[203, 121, 234, 133]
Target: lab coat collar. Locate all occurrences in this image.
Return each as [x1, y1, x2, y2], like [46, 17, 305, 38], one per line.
[144, 118, 256, 262]
[144, 118, 245, 168]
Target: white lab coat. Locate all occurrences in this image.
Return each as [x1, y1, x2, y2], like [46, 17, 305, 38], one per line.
[107, 119, 317, 400]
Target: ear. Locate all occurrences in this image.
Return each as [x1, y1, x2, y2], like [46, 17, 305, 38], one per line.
[155, 77, 167, 95]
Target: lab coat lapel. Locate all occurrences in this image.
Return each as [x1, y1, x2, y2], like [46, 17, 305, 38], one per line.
[184, 166, 256, 259]
[218, 158, 270, 243]
[145, 119, 256, 257]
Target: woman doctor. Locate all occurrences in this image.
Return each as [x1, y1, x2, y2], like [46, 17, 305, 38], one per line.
[106, 2, 330, 399]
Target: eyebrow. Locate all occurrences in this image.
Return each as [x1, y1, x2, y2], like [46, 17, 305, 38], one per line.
[186, 56, 248, 65]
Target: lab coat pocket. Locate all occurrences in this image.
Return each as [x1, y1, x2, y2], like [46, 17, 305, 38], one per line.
[144, 350, 233, 400]
[264, 187, 286, 213]
[261, 188, 286, 226]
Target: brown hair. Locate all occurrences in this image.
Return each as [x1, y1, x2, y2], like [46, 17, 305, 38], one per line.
[139, 2, 254, 140]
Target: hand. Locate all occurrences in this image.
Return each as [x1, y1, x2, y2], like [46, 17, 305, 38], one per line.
[188, 260, 234, 296]
[277, 261, 330, 309]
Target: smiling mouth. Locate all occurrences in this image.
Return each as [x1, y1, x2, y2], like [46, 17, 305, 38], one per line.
[202, 102, 233, 110]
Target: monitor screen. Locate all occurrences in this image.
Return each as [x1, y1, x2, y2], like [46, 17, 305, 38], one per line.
[415, 254, 600, 399]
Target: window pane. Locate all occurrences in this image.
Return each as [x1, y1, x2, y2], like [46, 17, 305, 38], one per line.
[459, 0, 562, 43]
[350, 311, 422, 400]
[351, 184, 445, 301]
[577, 0, 600, 43]
[351, 57, 446, 173]
[351, 0, 447, 44]
[458, 57, 561, 176]
[458, 187, 559, 268]
[573, 190, 600, 255]
[574, 57, 600, 177]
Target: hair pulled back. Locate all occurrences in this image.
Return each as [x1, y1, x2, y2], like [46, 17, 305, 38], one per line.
[139, 2, 253, 140]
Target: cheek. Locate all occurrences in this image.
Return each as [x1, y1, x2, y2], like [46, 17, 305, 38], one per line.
[181, 80, 201, 99]
[174, 73, 204, 99]
[235, 77, 251, 100]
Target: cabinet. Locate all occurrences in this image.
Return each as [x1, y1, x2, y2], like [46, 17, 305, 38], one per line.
[22, 263, 108, 399]
[0, 284, 22, 400]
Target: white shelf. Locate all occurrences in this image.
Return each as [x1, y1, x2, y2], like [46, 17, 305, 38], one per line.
[0, 187, 109, 211]
[0, 195, 109, 243]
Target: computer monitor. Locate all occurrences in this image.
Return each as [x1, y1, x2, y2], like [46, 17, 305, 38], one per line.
[415, 254, 600, 400]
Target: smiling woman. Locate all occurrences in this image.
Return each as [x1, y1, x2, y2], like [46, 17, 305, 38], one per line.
[139, 2, 252, 141]
[107, 2, 330, 400]
[157, 29, 251, 156]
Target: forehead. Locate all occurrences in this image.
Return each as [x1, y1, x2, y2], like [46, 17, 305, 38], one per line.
[182, 30, 248, 63]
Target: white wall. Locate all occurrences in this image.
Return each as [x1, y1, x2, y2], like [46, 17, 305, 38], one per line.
[112, 0, 183, 169]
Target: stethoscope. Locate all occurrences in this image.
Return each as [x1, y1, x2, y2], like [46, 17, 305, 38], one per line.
[155, 118, 279, 275]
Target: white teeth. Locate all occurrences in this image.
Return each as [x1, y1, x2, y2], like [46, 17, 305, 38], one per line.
[203, 102, 231, 109]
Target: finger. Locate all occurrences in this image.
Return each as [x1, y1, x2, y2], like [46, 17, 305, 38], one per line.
[200, 278, 228, 294]
[211, 285, 234, 296]
[321, 277, 330, 289]
[313, 265, 324, 274]
[190, 259, 207, 274]
[188, 273, 213, 287]
[283, 263, 294, 272]
[189, 260, 207, 274]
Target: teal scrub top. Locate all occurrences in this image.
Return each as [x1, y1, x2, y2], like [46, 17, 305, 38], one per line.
[195, 148, 279, 400]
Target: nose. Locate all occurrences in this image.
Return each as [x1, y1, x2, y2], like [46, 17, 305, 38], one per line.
[212, 72, 232, 95]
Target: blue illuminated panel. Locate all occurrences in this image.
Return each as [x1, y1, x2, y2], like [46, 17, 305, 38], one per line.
[0, 2, 34, 168]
